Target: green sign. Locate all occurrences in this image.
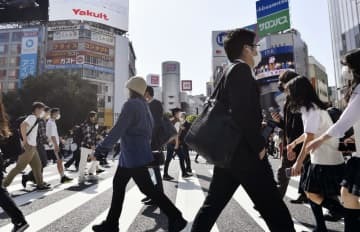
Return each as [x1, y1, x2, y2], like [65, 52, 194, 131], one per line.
[257, 9, 290, 37]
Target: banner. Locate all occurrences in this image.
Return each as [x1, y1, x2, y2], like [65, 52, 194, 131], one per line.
[19, 35, 38, 84]
[258, 9, 291, 37]
[53, 30, 79, 41]
[256, 0, 289, 19]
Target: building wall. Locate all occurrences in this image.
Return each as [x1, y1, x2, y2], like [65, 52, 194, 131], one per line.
[162, 61, 180, 112]
[308, 56, 329, 103]
[328, 0, 360, 105]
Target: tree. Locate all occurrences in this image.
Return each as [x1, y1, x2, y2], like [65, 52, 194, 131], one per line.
[3, 71, 97, 135]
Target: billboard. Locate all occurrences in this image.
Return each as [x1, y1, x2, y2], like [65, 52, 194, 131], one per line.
[181, 80, 193, 91]
[147, 74, 160, 87]
[0, 0, 49, 23]
[256, 0, 290, 37]
[19, 29, 39, 85]
[52, 30, 79, 41]
[255, 45, 295, 80]
[49, 0, 129, 31]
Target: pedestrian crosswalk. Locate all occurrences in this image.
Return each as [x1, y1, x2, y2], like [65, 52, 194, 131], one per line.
[0, 156, 344, 232]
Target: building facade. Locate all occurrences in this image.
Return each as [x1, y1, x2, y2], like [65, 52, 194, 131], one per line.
[328, 0, 360, 104]
[308, 56, 329, 103]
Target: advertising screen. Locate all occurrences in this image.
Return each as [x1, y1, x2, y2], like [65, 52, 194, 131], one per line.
[49, 0, 129, 31]
[0, 0, 49, 23]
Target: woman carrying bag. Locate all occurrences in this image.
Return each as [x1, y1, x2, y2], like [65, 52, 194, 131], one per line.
[92, 76, 187, 232]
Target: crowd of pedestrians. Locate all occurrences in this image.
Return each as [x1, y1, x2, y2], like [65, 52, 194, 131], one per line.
[0, 28, 359, 232]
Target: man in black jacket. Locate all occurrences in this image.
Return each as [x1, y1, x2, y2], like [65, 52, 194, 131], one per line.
[142, 86, 165, 206]
[191, 29, 295, 232]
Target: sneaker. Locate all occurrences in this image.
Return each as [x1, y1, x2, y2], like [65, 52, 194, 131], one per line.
[78, 177, 86, 185]
[182, 173, 193, 178]
[43, 182, 51, 187]
[290, 194, 308, 204]
[195, 159, 199, 163]
[96, 169, 105, 174]
[36, 185, 52, 191]
[324, 211, 343, 222]
[141, 197, 151, 203]
[163, 175, 174, 181]
[92, 221, 119, 232]
[168, 217, 187, 232]
[186, 168, 192, 173]
[21, 175, 28, 188]
[61, 175, 73, 184]
[144, 200, 157, 206]
[12, 221, 29, 232]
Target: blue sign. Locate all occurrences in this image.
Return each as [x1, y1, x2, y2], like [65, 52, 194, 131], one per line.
[216, 32, 228, 47]
[256, 0, 289, 19]
[25, 39, 34, 48]
[260, 46, 293, 57]
[19, 53, 38, 81]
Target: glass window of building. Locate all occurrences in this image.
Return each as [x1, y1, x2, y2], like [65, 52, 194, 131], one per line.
[10, 44, 20, 55]
[11, 32, 22, 42]
[0, 45, 7, 55]
[0, 33, 9, 43]
[9, 57, 17, 67]
[0, 57, 6, 66]
[8, 69, 16, 78]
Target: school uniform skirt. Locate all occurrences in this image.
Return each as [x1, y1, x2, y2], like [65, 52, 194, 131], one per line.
[341, 157, 360, 196]
[302, 163, 345, 196]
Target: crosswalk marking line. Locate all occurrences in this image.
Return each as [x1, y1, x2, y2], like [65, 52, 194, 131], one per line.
[207, 169, 311, 232]
[80, 184, 144, 232]
[0, 177, 114, 232]
[175, 170, 219, 232]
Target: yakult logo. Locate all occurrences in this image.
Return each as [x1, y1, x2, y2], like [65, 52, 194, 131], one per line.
[72, 9, 109, 21]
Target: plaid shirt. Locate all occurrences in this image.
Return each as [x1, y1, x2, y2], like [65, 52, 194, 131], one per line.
[37, 119, 48, 145]
[81, 122, 97, 149]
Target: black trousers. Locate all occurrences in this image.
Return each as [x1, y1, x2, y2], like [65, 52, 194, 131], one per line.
[164, 144, 186, 176]
[152, 165, 164, 192]
[181, 145, 192, 172]
[0, 159, 26, 225]
[105, 166, 182, 226]
[24, 143, 48, 183]
[277, 155, 297, 198]
[65, 148, 81, 169]
[191, 160, 295, 232]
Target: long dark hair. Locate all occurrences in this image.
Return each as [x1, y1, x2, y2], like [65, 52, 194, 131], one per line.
[345, 70, 360, 103]
[286, 76, 328, 112]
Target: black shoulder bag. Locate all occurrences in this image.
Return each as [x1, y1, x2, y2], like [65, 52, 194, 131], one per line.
[184, 63, 242, 168]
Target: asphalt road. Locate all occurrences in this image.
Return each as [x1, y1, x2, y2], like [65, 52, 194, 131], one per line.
[0, 153, 344, 232]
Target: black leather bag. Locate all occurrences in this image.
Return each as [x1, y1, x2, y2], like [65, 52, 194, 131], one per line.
[147, 151, 165, 168]
[157, 116, 177, 147]
[184, 63, 241, 168]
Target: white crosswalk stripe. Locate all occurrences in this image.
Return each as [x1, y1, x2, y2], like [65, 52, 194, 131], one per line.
[0, 157, 344, 232]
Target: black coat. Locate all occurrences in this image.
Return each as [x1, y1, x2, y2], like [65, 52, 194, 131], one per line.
[219, 62, 266, 172]
[149, 99, 164, 150]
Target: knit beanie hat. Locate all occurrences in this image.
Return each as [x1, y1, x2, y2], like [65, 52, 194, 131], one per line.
[126, 76, 147, 95]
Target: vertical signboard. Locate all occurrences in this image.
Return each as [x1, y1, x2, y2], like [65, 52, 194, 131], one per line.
[181, 80, 193, 91]
[19, 29, 39, 86]
[256, 0, 291, 37]
[147, 74, 160, 87]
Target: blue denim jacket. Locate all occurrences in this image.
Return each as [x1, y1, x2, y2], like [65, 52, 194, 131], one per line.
[96, 98, 154, 168]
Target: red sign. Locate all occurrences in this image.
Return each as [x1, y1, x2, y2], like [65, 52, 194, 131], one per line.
[150, 75, 160, 86]
[72, 9, 109, 21]
[181, 80, 193, 91]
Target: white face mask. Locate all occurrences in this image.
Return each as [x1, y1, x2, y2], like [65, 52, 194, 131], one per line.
[342, 66, 354, 81]
[253, 47, 262, 67]
[56, 114, 61, 120]
[39, 111, 45, 118]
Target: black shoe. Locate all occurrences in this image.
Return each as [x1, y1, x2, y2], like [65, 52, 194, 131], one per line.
[43, 181, 51, 187]
[96, 169, 105, 174]
[36, 185, 52, 191]
[21, 175, 28, 188]
[144, 200, 157, 206]
[195, 160, 199, 163]
[182, 173, 193, 178]
[12, 221, 29, 232]
[163, 175, 174, 181]
[141, 197, 151, 203]
[169, 217, 187, 232]
[186, 168, 192, 173]
[290, 194, 308, 204]
[92, 221, 119, 232]
[324, 211, 343, 222]
[61, 175, 73, 184]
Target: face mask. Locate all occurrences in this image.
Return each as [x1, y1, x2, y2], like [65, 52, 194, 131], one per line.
[39, 111, 45, 118]
[95, 125, 99, 130]
[342, 66, 354, 81]
[253, 48, 262, 67]
[56, 114, 61, 120]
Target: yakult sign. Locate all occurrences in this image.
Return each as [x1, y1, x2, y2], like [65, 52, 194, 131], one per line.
[49, 0, 129, 31]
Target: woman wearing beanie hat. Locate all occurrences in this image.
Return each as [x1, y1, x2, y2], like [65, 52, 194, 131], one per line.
[92, 76, 187, 232]
[307, 48, 360, 232]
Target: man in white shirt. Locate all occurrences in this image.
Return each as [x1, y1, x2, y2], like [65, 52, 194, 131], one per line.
[45, 108, 72, 184]
[3, 102, 50, 191]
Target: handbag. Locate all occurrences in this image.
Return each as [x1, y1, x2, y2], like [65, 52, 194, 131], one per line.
[147, 151, 165, 167]
[184, 63, 241, 168]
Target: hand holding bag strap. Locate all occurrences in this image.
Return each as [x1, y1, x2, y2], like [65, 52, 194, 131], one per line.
[211, 62, 240, 101]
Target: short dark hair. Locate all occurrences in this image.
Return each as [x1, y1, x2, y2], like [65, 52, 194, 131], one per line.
[171, 108, 181, 116]
[44, 106, 51, 112]
[224, 29, 256, 62]
[146, 86, 154, 97]
[88, 111, 97, 119]
[51, 108, 60, 115]
[32, 102, 45, 112]
[129, 89, 144, 99]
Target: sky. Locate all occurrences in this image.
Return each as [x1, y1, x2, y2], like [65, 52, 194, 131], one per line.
[129, 0, 335, 95]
